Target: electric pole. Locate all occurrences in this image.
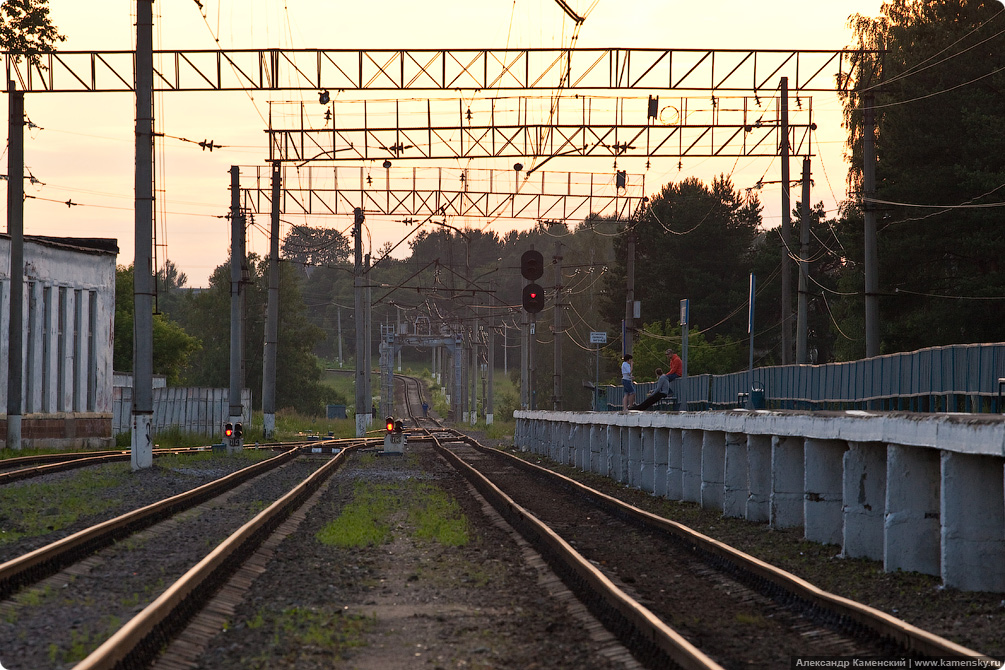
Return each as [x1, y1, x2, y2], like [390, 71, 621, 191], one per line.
[796, 156, 811, 364]
[6, 81, 24, 451]
[863, 93, 880, 358]
[779, 76, 793, 365]
[228, 166, 245, 453]
[131, 0, 155, 469]
[553, 241, 563, 410]
[353, 208, 368, 436]
[262, 161, 280, 439]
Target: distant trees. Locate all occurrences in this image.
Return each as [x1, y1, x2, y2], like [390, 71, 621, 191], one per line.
[178, 255, 342, 415]
[114, 265, 201, 385]
[599, 175, 762, 371]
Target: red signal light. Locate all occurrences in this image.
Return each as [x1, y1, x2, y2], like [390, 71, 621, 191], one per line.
[522, 283, 544, 313]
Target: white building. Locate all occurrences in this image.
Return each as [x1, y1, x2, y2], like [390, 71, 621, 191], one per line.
[1, 235, 118, 449]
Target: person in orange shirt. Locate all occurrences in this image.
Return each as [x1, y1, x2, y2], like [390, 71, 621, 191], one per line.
[665, 348, 683, 381]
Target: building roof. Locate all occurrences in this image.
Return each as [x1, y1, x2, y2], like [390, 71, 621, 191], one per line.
[0, 234, 120, 256]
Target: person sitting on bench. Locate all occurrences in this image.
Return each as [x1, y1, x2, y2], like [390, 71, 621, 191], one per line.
[630, 368, 672, 411]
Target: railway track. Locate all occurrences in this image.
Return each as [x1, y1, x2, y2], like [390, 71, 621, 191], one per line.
[0, 376, 995, 668]
[0, 438, 373, 669]
[396, 374, 999, 669]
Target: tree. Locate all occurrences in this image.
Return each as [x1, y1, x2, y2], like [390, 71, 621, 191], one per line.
[179, 255, 341, 415]
[114, 265, 201, 385]
[0, 0, 65, 68]
[600, 175, 762, 351]
[281, 225, 350, 269]
[841, 0, 1005, 352]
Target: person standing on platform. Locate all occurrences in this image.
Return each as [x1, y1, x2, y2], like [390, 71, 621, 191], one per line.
[621, 354, 635, 413]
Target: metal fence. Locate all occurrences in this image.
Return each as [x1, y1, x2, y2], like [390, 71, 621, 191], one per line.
[113, 386, 253, 436]
[596, 342, 1005, 413]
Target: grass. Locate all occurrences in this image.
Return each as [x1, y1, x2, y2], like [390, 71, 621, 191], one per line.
[316, 472, 469, 549]
[0, 450, 270, 545]
[0, 466, 130, 545]
[241, 606, 374, 664]
[47, 616, 123, 665]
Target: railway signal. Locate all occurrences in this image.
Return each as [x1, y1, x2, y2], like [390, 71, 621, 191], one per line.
[520, 249, 544, 281]
[383, 416, 406, 454]
[522, 283, 545, 313]
[224, 422, 234, 438]
[234, 423, 243, 439]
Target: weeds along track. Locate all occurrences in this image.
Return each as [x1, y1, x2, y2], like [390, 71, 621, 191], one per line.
[0, 439, 370, 669]
[395, 373, 995, 669]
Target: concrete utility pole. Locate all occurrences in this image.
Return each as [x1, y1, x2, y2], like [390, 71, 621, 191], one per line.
[6, 82, 24, 451]
[262, 161, 281, 439]
[779, 77, 793, 365]
[486, 320, 495, 425]
[520, 301, 529, 409]
[365, 252, 373, 424]
[796, 157, 811, 364]
[553, 241, 563, 410]
[131, 0, 155, 470]
[624, 226, 636, 356]
[227, 166, 245, 453]
[863, 93, 880, 358]
[353, 208, 370, 436]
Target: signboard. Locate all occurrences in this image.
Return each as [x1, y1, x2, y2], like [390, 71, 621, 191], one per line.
[589, 332, 607, 344]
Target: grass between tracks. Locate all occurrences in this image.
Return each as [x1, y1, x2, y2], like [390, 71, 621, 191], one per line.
[315, 455, 469, 549]
[0, 450, 272, 545]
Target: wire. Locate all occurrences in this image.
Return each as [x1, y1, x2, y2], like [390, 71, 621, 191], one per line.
[893, 287, 1005, 301]
[859, 8, 1005, 93]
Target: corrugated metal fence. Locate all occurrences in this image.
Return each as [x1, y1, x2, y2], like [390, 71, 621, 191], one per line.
[599, 343, 1005, 413]
[112, 387, 253, 436]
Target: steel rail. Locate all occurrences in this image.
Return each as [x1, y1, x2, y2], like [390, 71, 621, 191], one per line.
[393, 374, 721, 669]
[73, 441, 357, 670]
[0, 443, 319, 600]
[0, 445, 234, 485]
[450, 430, 997, 662]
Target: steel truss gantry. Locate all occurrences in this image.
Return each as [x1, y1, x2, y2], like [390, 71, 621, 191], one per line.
[240, 166, 645, 220]
[266, 95, 815, 163]
[4, 47, 878, 93]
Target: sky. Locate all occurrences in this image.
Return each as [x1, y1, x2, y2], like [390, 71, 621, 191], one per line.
[2, 0, 889, 287]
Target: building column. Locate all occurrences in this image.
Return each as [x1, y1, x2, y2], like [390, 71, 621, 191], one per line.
[771, 435, 804, 529]
[804, 438, 846, 546]
[681, 429, 703, 503]
[842, 441, 887, 561]
[885, 444, 940, 577]
[700, 430, 725, 511]
[746, 434, 772, 522]
[940, 452, 1005, 591]
[723, 431, 748, 518]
